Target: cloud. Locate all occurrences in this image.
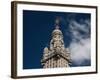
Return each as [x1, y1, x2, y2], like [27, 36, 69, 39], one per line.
[69, 38, 91, 65]
[67, 19, 91, 65]
[69, 19, 90, 40]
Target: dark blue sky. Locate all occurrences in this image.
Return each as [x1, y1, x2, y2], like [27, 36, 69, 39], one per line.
[23, 10, 91, 69]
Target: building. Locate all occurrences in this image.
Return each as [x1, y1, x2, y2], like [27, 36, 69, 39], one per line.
[41, 18, 71, 68]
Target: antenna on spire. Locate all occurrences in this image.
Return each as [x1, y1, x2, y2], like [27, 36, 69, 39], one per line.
[55, 17, 60, 29]
[55, 17, 60, 25]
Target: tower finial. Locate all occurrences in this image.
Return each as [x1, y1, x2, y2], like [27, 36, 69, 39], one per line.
[55, 17, 60, 25]
[55, 17, 60, 29]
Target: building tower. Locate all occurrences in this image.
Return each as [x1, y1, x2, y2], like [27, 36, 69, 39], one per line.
[41, 18, 71, 68]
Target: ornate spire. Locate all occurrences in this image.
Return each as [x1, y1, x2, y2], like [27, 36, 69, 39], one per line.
[52, 17, 62, 36]
[41, 17, 71, 68]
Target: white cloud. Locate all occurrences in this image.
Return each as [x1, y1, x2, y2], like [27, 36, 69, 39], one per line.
[68, 19, 91, 65]
[69, 38, 91, 65]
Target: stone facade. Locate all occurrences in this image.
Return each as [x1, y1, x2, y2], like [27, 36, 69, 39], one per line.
[41, 18, 71, 68]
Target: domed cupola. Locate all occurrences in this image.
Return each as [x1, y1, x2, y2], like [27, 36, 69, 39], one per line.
[52, 26, 62, 36]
